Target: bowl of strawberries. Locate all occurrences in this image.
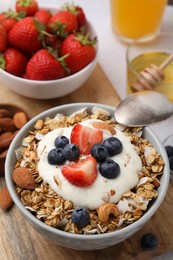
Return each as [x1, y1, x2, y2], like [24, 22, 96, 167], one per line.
[0, 0, 98, 99]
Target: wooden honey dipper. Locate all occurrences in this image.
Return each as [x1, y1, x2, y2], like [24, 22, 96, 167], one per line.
[131, 53, 173, 92]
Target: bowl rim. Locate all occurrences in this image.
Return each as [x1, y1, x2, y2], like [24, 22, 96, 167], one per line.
[0, 5, 99, 85]
[5, 103, 170, 240]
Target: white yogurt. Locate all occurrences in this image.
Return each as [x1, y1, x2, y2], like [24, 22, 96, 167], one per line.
[37, 119, 142, 210]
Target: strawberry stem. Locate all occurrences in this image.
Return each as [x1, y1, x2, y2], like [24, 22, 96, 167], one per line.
[17, 0, 32, 7]
[5, 10, 26, 20]
[74, 32, 97, 46]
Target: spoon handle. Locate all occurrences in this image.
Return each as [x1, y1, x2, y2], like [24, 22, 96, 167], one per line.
[159, 53, 173, 71]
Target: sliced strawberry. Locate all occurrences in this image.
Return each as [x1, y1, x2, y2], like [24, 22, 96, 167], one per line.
[71, 123, 103, 155]
[61, 156, 97, 187]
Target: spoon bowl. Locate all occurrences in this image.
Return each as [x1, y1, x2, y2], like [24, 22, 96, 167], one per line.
[114, 91, 173, 127]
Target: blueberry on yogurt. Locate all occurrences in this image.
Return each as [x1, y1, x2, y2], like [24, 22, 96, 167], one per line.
[91, 143, 108, 162]
[72, 208, 90, 229]
[103, 137, 123, 156]
[63, 143, 80, 161]
[54, 136, 69, 148]
[48, 148, 66, 165]
[99, 159, 120, 179]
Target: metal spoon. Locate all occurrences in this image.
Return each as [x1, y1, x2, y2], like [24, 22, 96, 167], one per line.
[114, 90, 173, 127]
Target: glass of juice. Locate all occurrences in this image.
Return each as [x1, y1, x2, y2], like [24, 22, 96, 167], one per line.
[110, 0, 168, 42]
[126, 33, 173, 102]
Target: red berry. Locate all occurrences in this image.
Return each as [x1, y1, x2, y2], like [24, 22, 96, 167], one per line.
[75, 6, 86, 27]
[62, 156, 98, 187]
[26, 49, 65, 80]
[15, 0, 38, 16]
[61, 33, 96, 74]
[70, 123, 103, 155]
[8, 17, 43, 54]
[0, 24, 7, 52]
[49, 11, 78, 37]
[34, 9, 52, 25]
[0, 48, 27, 76]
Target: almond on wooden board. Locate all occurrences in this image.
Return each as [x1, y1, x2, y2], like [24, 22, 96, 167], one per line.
[0, 118, 16, 132]
[12, 167, 36, 190]
[0, 186, 13, 210]
[13, 112, 28, 129]
[0, 149, 8, 158]
[0, 109, 12, 118]
[0, 132, 14, 149]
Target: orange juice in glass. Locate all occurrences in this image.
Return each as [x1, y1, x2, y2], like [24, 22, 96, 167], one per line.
[110, 0, 168, 42]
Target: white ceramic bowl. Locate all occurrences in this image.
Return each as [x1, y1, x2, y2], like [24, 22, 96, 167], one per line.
[0, 6, 98, 100]
[5, 103, 170, 250]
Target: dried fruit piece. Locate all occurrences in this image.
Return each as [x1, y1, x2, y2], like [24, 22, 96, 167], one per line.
[12, 167, 36, 189]
[0, 186, 13, 210]
[13, 111, 28, 129]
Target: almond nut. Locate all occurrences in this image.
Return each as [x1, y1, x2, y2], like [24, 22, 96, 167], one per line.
[0, 149, 8, 158]
[0, 132, 14, 149]
[92, 122, 116, 135]
[0, 186, 13, 210]
[13, 112, 28, 129]
[0, 109, 12, 118]
[12, 167, 36, 190]
[0, 118, 16, 132]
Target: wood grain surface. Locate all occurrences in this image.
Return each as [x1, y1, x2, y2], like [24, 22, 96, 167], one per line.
[0, 64, 173, 260]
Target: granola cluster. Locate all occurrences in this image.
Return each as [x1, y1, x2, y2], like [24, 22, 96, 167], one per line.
[14, 107, 164, 234]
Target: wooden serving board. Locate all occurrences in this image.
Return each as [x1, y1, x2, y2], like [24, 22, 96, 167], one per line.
[0, 64, 173, 260]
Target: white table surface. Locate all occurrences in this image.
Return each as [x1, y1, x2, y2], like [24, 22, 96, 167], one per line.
[1, 0, 173, 142]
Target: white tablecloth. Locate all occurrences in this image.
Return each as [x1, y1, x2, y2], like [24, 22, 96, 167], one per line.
[1, 0, 173, 142]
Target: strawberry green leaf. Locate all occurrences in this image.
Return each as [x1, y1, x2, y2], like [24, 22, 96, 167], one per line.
[74, 32, 97, 46]
[17, 0, 32, 7]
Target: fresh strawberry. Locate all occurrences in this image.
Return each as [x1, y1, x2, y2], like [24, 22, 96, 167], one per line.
[34, 9, 52, 25]
[0, 10, 26, 32]
[8, 17, 44, 54]
[0, 24, 7, 52]
[0, 13, 6, 23]
[48, 11, 78, 38]
[70, 124, 103, 155]
[45, 34, 62, 52]
[61, 4, 86, 27]
[75, 6, 86, 27]
[15, 0, 38, 16]
[0, 48, 27, 76]
[61, 32, 97, 74]
[62, 156, 98, 187]
[26, 49, 66, 80]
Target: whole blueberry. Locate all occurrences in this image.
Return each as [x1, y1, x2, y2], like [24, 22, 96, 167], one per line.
[169, 156, 173, 171]
[141, 233, 159, 250]
[63, 143, 80, 161]
[48, 148, 66, 165]
[91, 143, 108, 162]
[103, 137, 123, 156]
[165, 145, 173, 157]
[99, 159, 120, 179]
[54, 136, 69, 149]
[72, 208, 90, 229]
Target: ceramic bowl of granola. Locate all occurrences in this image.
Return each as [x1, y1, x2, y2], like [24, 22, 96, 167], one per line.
[5, 103, 170, 250]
